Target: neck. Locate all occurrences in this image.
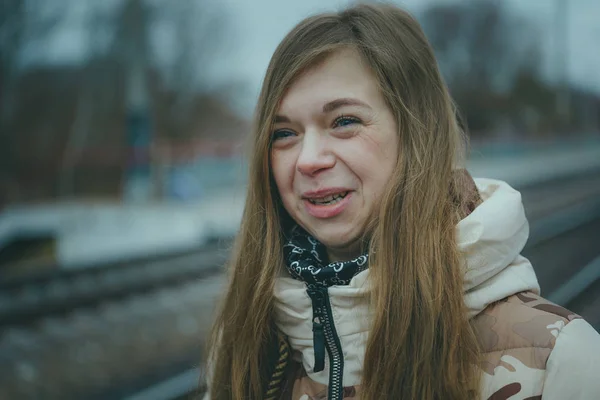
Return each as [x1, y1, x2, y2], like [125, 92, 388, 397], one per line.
[326, 243, 363, 263]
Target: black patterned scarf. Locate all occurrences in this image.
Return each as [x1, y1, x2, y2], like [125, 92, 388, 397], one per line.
[282, 225, 369, 287]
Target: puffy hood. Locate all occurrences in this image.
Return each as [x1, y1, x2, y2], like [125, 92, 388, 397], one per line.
[273, 178, 541, 386]
[461, 178, 540, 317]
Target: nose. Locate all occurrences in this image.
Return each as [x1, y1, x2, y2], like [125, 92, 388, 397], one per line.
[296, 131, 335, 177]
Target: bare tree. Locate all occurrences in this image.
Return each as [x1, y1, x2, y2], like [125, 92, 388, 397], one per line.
[420, 0, 544, 135]
[0, 0, 23, 203]
[2, 0, 235, 203]
[0, 0, 66, 203]
[422, 0, 539, 92]
[148, 0, 230, 139]
[59, 3, 119, 197]
[0, 0, 66, 128]
[0, 0, 24, 129]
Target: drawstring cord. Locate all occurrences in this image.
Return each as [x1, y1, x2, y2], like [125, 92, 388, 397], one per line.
[265, 330, 290, 400]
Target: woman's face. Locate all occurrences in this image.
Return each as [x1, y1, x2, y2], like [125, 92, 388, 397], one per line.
[270, 49, 398, 261]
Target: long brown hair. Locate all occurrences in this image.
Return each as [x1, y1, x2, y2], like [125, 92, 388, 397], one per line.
[206, 3, 481, 399]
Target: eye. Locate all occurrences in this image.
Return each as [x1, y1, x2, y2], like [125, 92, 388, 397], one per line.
[333, 115, 361, 128]
[272, 129, 296, 141]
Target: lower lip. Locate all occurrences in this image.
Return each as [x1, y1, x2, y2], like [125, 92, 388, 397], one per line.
[303, 192, 352, 219]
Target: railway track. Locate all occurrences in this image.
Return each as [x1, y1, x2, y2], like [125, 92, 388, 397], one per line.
[1, 172, 600, 400]
[0, 242, 231, 330]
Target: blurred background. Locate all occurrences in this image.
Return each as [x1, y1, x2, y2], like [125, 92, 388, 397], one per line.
[0, 0, 599, 399]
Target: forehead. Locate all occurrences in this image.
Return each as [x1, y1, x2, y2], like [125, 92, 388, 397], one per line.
[277, 48, 382, 114]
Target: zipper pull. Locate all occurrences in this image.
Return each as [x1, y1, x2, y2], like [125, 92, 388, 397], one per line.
[307, 286, 327, 373]
[312, 317, 325, 372]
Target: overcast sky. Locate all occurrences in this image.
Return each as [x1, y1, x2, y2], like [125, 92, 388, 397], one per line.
[22, 0, 600, 116]
[217, 0, 600, 115]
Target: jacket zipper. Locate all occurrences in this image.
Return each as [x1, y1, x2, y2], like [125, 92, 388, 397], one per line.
[307, 285, 344, 400]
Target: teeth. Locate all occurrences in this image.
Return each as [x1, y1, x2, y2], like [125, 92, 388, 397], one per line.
[309, 192, 348, 205]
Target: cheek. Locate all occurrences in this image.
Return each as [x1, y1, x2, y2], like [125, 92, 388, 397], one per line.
[270, 152, 294, 195]
[374, 146, 398, 193]
[372, 125, 399, 174]
[360, 134, 397, 166]
[353, 133, 398, 197]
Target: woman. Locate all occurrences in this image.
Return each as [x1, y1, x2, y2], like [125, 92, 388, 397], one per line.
[204, 3, 600, 399]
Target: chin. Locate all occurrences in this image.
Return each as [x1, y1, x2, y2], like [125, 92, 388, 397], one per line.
[315, 229, 363, 252]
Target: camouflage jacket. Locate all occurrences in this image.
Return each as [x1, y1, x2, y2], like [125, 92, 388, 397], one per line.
[473, 291, 596, 399]
[272, 179, 600, 399]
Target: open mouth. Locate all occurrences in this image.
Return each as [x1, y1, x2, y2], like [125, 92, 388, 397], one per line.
[307, 191, 349, 205]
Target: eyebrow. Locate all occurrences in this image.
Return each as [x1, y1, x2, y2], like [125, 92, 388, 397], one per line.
[274, 97, 372, 124]
[322, 97, 372, 113]
[274, 115, 290, 123]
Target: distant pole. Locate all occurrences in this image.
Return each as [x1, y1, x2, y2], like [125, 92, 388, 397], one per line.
[555, 0, 570, 128]
[122, 0, 153, 202]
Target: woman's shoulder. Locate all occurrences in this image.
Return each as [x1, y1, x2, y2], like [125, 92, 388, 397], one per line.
[472, 291, 585, 357]
[473, 291, 600, 399]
